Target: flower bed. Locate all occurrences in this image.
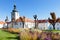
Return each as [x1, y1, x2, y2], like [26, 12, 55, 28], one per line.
[19, 29, 60, 40]
[1, 28, 60, 40]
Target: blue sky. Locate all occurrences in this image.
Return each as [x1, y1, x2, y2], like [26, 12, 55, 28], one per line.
[0, 0, 60, 21]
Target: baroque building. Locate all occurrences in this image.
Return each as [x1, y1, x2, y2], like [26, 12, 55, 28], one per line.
[1, 4, 60, 30]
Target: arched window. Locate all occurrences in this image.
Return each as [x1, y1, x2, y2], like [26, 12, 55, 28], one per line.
[48, 24, 53, 30]
[55, 23, 60, 30]
[15, 22, 18, 25]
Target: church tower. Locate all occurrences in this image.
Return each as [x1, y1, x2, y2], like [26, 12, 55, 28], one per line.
[11, 4, 19, 21]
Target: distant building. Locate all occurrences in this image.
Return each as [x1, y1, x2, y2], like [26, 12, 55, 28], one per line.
[0, 21, 7, 28]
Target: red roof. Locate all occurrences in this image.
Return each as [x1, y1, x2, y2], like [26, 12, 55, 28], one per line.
[16, 17, 34, 23]
[38, 20, 48, 23]
[6, 22, 11, 24]
[0, 21, 6, 24]
[16, 17, 48, 23]
[11, 16, 49, 23]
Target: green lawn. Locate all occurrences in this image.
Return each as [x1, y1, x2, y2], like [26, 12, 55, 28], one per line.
[43, 30, 60, 33]
[0, 30, 18, 40]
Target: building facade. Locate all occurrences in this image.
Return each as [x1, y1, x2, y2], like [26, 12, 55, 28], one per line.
[0, 21, 7, 28]
[1, 4, 60, 30]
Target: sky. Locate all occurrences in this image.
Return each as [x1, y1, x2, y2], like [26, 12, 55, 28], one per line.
[0, 0, 60, 21]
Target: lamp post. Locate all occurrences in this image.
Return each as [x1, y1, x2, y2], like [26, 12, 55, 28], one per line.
[33, 15, 37, 29]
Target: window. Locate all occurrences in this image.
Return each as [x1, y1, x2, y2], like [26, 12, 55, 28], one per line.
[49, 27, 52, 30]
[57, 23, 59, 25]
[48, 24, 53, 30]
[15, 22, 18, 25]
[20, 23, 21, 25]
[57, 27, 59, 30]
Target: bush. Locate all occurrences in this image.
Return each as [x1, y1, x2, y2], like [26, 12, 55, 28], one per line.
[1, 28, 60, 40]
[20, 31, 32, 40]
[19, 29, 42, 40]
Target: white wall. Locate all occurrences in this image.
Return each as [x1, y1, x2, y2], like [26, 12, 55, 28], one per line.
[48, 23, 60, 30]
[8, 22, 23, 28]
[38, 22, 50, 30]
[0, 24, 3, 28]
[8, 21, 60, 30]
[15, 12, 19, 20]
[48, 24, 53, 30]
[38, 23, 45, 30]
[0, 23, 7, 28]
[8, 22, 35, 28]
[6, 21, 60, 30]
[12, 22, 23, 28]
[24, 22, 35, 28]
[55, 23, 60, 30]
[11, 12, 19, 20]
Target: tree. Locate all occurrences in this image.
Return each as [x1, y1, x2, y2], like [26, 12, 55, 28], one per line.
[20, 16, 25, 28]
[11, 18, 15, 28]
[5, 16, 9, 28]
[48, 12, 56, 30]
[23, 16, 25, 28]
[33, 15, 37, 29]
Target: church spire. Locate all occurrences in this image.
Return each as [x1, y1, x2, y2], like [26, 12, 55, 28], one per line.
[11, 0, 19, 21]
[14, 4, 16, 10]
[12, 4, 18, 12]
[12, 0, 18, 12]
[13, 0, 16, 9]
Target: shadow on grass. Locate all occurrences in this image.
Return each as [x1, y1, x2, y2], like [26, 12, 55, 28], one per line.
[7, 36, 20, 40]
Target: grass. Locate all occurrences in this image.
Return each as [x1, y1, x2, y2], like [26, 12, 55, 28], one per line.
[43, 30, 60, 33]
[0, 29, 18, 40]
[1, 28, 60, 40]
